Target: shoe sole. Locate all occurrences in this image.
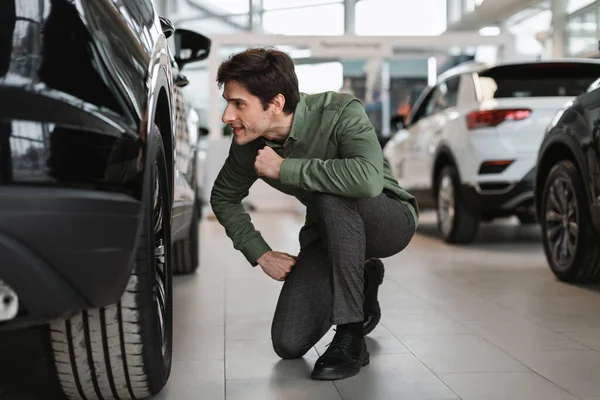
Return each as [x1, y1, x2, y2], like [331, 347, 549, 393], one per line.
[310, 352, 370, 381]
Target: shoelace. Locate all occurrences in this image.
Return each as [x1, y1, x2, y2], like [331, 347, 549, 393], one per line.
[324, 330, 355, 354]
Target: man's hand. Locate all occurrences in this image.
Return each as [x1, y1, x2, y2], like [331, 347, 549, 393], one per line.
[255, 146, 284, 180]
[257, 250, 296, 281]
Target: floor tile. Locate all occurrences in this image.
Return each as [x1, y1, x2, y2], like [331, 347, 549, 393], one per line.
[173, 325, 224, 361]
[155, 360, 224, 400]
[546, 323, 600, 352]
[400, 335, 529, 374]
[225, 340, 318, 380]
[226, 311, 273, 341]
[439, 372, 578, 400]
[463, 319, 587, 353]
[381, 307, 471, 337]
[226, 379, 341, 400]
[511, 350, 600, 399]
[333, 354, 460, 400]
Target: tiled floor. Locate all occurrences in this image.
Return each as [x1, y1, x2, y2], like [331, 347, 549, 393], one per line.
[2, 211, 600, 399]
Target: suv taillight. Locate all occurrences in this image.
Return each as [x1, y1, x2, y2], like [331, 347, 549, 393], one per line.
[466, 109, 532, 130]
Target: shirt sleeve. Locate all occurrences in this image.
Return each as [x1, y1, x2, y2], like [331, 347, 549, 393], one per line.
[209, 139, 271, 265]
[279, 99, 384, 198]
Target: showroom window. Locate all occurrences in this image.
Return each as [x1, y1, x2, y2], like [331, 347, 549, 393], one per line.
[566, 7, 599, 56]
[262, 3, 344, 35]
[262, 0, 342, 10]
[505, 6, 552, 58]
[356, 0, 446, 36]
[567, 0, 597, 13]
[199, 0, 250, 14]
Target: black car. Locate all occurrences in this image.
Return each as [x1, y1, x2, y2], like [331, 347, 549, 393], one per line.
[0, 0, 209, 398]
[534, 79, 600, 284]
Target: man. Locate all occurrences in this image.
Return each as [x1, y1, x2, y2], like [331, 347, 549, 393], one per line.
[210, 48, 418, 381]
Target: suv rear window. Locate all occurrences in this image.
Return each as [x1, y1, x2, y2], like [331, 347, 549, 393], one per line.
[478, 62, 600, 98]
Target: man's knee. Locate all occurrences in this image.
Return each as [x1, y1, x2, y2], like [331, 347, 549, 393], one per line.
[272, 336, 311, 360]
[314, 193, 356, 213]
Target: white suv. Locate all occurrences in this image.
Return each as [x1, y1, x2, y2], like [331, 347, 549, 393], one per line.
[383, 59, 600, 243]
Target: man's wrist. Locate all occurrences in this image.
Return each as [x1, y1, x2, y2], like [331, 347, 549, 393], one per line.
[256, 250, 271, 265]
[241, 235, 272, 266]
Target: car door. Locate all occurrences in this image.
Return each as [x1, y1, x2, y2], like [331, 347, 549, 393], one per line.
[384, 87, 436, 189]
[411, 76, 461, 189]
[402, 86, 441, 190]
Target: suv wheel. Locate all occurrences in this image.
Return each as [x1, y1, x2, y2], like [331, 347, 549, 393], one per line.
[541, 160, 600, 283]
[436, 165, 479, 244]
[47, 125, 173, 400]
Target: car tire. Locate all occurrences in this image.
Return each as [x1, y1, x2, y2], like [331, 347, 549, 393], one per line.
[541, 160, 600, 283]
[436, 165, 480, 244]
[173, 203, 199, 275]
[47, 125, 173, 400]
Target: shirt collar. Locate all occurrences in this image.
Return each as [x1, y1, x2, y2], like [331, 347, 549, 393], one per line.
[287, 92, 306, 142]
[263, 93, 306, 147]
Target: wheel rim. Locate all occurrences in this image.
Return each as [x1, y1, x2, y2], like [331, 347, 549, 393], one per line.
[438, 174, 455, 236]
[153, 162, 169, 358]
[544, 176, 578, 270]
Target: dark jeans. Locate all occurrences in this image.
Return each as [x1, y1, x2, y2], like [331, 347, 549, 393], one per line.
[271, 192, 416, 359]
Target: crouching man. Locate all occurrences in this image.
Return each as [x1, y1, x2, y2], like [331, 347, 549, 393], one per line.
[210, 47, 418, 380]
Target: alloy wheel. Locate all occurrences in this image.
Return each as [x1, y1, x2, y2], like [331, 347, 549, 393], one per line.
[153, 162, 169, 358]
[544, 176, 579, 270]
[438, 174, 455, 237]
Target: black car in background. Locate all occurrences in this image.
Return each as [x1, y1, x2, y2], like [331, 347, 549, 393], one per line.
[0, 0, 209, 398]
[534, 76, 600, 284]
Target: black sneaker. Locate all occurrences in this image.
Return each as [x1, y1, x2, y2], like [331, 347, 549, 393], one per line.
[363, 258, 384, 335]
[311, 330, 370, 380]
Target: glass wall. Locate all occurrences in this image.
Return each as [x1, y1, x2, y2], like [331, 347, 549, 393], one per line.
[356, 0, 447, 35]
[504, 5, 552, 59]
[446, 0, 485, 25]
[568, 0, 597, 13]
[262, 3, 345, 35]
[565, 2, 600, 56]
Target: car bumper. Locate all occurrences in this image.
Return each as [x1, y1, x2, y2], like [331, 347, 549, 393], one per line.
[0, 186, 140, 330]
[461, 168, 535, 217]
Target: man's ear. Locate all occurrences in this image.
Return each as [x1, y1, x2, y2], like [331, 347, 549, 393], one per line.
[270, 94, 286, 115]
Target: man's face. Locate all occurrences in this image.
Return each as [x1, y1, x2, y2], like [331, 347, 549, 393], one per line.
[222, 81, 273, 146]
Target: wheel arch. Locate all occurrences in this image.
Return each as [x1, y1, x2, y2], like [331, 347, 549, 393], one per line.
[153, 87, 174, 204]
[432, 145, 460, 199]
[535, 134, 590, 223]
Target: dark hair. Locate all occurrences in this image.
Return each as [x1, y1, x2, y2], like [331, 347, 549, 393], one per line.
[216, 47, 300, 114]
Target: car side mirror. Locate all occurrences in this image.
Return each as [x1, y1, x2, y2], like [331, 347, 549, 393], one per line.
[174, 74, 189, 88]
[174, 29, 211, 70]
[160, 17, 175, 39]
[390, 115, 406, 131]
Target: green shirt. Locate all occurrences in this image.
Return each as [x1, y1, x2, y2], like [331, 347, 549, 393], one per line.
[210, 91, 419, 265]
